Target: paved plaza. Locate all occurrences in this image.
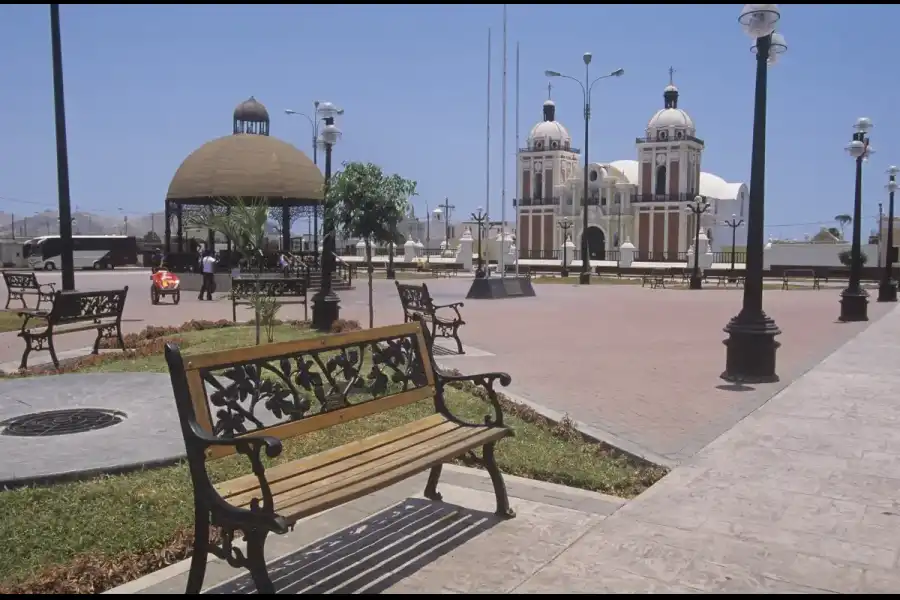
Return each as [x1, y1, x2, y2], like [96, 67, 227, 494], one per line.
[110, 297, 900, 594]
[1, 270, 890, 466]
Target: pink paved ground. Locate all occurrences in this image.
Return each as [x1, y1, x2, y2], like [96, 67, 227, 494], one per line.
[2, 271, 891, 463]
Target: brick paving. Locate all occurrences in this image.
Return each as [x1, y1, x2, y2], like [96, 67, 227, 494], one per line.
[2, 271, 889, 463]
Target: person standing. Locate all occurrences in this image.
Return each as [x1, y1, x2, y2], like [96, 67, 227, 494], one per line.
[198, 250, 217, 301]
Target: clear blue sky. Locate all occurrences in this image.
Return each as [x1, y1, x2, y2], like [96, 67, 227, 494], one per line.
[0, 4, 897, 239]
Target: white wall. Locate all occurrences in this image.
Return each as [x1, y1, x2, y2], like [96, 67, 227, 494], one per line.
[764, 242, 879, 269]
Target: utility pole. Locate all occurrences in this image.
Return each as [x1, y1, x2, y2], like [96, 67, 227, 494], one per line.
[10, 214, 14, 240]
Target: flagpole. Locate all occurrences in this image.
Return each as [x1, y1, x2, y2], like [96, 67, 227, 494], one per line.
[500, 4, 508, 279]
[514, 40, 520, 278]
[485, 27, 491, 276]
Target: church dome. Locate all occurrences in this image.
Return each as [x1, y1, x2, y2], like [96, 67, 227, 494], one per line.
[646, 80, 695, 137]
[527, 100, 572, 152]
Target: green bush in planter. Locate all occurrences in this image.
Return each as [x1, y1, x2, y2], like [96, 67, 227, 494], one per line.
[838, 249, 868, 267]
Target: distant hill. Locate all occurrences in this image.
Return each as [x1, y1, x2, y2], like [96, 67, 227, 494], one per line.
[0, 210, 281, 240]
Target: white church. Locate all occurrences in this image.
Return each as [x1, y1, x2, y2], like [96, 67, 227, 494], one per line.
[516, 75, 748, 261]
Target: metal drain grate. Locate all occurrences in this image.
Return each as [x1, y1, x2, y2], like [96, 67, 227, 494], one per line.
[0, 409, 126, 437]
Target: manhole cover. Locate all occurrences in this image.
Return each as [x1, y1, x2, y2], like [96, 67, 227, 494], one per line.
[0, 409, 126, 437]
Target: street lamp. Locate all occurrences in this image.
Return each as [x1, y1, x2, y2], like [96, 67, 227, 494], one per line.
[471, 206, 488, 279]
[386, 223, 397, 280]
[545, 58, 624, 285]
[558, 217, 573, 278]
[878, 166, 899, 302]
[722, 4, 787, 383]
[686, 196, 711, 290]
[311, 103, 343, 332]
[839, 117, 874, 322]
[723, 214, 745, 272]
[50, 4, 75, 291]
[286, 102, 344, 263]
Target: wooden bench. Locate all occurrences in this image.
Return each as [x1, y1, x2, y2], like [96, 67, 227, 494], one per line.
[17, 287, 128, 370]
[163, 319, 514, 594]
[3, 271, 56, 310]
[641, 269, 668, 289]
[715, 272, 746, 288]
[430, 263, 464, 278]
[395, 281, 466, 354]
[781, 269, 820, 290]
[231, 275, 309, 322]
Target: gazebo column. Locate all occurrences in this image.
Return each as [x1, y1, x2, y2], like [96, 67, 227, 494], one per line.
[207, 226, 215, 254]
[176, 204, 184, 253]
[281, 205, 291, 252]
[226, 206, 232, 255]
[164, 200, 172, 252]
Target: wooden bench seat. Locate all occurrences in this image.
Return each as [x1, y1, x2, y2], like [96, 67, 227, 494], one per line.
[17, 288, 128, 370]
[3, 271, 56, 310]
[395, 281, 466, 354]
[215, 413, 506, 522]
[164, 319, 513, 594]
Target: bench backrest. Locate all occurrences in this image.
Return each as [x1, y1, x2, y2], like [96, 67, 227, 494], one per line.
[784, 269, 815, 278]
[49, 287, 128, 325]
[3, 271, 39, 289]
[165, 320, 436, 461]
[395, 281, 435, 314]
[232, 276, 308, 299]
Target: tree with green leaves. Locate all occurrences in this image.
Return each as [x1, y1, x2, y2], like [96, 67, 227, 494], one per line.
[835, 214, 852, 240]
[325, 162, 417, 328]
[188, 197, 277, 345]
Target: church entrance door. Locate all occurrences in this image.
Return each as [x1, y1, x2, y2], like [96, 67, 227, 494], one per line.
[585, 226, 606, 261]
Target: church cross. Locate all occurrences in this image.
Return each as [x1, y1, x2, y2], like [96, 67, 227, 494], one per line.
[668, 66, 676, 85]
[547, 82, 553, 100]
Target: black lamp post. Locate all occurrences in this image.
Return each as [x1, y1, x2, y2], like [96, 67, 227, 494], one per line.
[686, 196, 710, 290]
[839, 118, 874, 322]
[50, 4, 75, 291]
[386, 226, 397, 280]
[722, 4, 786, 384]
[472, 206, 487, 279]
[311, 105, 342, 331]
[545, 60, 624, 286]
[558, 217, 573, 278]
[723, 214, 745, 273]
[878, 166, 899, 302]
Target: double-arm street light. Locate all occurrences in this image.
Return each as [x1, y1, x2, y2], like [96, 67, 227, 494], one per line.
[686, 196, 711, 290]
[558, 217, 573, 278]
[545, 57, 624, 285]
[286, 102, 345, 263]
[839, 117, 874, 322]
[878, 166, 899, 302]
[722, 4, 787, 383]
[471, 206, 488, 279]
[310, 103, 343, 332]
[723, 214, 745, 272]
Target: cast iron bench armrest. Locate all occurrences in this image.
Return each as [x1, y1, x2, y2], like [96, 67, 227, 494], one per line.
[38, 282, 56, 293]
[434, 367, 512, 428]
[432, 302, 465, 321]
[186, 418, 283, 457]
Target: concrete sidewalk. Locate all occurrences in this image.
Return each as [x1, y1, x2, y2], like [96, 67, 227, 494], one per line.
[517, 302, 900, 593]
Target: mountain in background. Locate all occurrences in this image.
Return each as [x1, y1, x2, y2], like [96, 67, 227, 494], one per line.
[0, 210, 281, 240]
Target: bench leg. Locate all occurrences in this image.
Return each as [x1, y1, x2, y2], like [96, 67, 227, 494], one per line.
[451, 325, 464, 355]
[19, 336, 33, 371]
[482, 442, 515, 519]
[424, 464, 443, 501]
[245, 529, 275, 595]
[185, 503, 210, 595]
[47, 336, 60, 369]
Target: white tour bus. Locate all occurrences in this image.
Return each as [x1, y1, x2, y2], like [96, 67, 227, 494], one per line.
[23, 235, 138, 271]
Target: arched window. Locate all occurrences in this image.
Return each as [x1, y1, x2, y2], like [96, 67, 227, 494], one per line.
[655, 165, 667, 195]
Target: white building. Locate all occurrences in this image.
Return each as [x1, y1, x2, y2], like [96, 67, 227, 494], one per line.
[516, 79, 748, 261]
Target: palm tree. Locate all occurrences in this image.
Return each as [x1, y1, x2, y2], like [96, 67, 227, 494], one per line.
[834, 214, 852, 240]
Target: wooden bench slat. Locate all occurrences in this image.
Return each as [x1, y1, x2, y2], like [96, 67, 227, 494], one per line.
[271, 424, 507, 522]
[218, 416, 471, 507]
[216, 414, 449, 498]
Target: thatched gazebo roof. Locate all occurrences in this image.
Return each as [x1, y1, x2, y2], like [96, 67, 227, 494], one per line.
[165, 133, 323, 208]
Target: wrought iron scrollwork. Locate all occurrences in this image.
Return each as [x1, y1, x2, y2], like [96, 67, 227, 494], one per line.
[434, 368, 511, 428]
[199, 333, 428, 439]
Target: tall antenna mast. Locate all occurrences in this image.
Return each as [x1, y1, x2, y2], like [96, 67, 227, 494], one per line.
[485, 28, 491, 253]
[500, 4, 508, 279]
[514, 40, 520, 277]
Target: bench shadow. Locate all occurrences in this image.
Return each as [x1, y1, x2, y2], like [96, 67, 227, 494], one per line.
[207, 497, 499, 595]
[430, 344, 462, 357]
[715, 382, 756, 392]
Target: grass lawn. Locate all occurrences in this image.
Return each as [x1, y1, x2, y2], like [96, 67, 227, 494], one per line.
[0, 310, 25, 333]
[0, 323, 667, 592]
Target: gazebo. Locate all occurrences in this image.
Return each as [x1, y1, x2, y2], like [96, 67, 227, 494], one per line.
[164, 96, 323, 256]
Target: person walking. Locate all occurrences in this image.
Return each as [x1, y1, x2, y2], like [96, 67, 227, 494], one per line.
[198, 249, 217, 301]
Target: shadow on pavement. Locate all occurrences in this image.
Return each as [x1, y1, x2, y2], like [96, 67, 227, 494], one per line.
[207, 497, 498, 594]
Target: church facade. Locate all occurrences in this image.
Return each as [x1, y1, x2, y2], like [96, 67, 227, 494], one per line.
[515, 77, 748, 261]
